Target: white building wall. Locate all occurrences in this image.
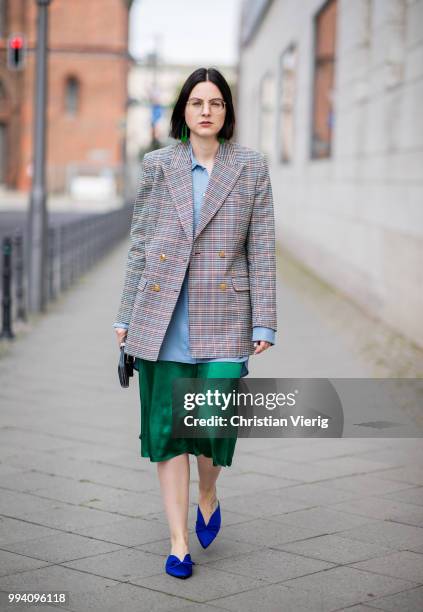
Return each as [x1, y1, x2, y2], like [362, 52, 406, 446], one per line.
[237, 0, 423, 348]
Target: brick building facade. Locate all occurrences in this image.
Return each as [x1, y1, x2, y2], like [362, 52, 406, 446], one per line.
[0, 0, 133, 193]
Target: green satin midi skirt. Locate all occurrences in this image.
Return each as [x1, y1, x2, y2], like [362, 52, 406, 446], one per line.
[135, 358, 243, 467]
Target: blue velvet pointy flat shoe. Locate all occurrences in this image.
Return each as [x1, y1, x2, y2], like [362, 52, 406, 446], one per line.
[165, 552, 195, 579]
[196, 499, 221, 548]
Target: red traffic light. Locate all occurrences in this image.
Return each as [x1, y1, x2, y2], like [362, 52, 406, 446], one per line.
[10, 36, 24, 50]
[7, 33, 26, 70]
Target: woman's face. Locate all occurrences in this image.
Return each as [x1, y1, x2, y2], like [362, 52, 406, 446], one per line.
[184, 81, 226, 140]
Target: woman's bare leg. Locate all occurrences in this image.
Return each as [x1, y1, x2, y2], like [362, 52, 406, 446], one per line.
[157, 453, 190, 560]
[197, 454, 220, 523]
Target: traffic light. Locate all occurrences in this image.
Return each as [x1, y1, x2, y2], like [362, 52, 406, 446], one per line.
[7, 34, 26, 70]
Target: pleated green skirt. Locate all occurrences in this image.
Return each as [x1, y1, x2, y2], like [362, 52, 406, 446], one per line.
[135, 358, 243, 467]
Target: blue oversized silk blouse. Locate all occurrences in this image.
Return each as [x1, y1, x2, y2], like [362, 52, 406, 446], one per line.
[114, 140, 276, 377]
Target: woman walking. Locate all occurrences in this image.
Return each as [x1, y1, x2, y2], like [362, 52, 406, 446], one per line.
[113, 67, 277, 578]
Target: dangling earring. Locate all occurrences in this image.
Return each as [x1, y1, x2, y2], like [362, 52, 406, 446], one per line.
[180, 121, 188, 143]
[218, 136, 225, 144]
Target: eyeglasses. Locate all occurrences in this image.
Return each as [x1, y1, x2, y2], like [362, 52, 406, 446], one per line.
[186, 97, 226, 114]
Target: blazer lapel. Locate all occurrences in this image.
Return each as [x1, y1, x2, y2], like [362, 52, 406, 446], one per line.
[161, 144, 194, 243]
[161, 140, 245, 244]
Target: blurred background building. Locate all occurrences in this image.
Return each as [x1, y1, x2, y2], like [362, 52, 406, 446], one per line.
[0, 0, 236, 204]
[0, 0, 133, 198]
[238, 0, 423, 349]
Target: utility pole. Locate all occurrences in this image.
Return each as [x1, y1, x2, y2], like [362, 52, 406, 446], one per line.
[27, 0, 52, 313]
[149, 33, 163, 148]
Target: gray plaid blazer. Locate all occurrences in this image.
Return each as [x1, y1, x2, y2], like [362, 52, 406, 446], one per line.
[115, 139, 277, 361]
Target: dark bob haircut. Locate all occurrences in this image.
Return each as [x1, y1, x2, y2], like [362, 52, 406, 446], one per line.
[169, 67, 235, 141]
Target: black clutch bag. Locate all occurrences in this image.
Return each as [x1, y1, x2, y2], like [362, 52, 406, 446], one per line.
[118, 340, 135, 388]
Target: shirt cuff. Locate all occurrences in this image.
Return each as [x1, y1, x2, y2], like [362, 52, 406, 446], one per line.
[252, 326, 276, 344]
[113, 322, 129, 330]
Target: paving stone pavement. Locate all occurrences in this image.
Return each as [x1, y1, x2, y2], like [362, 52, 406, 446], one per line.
[0, 239, 422, 612]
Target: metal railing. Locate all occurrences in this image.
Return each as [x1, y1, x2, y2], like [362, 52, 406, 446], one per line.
[0, 204, 133, 339]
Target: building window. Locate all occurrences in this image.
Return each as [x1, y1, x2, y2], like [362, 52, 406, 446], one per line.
[384, 0, 406, 89]
[65, 76, 80, 115]
[259, 71, 275, 157]
[311, 0, 338, 159]
[278, 44, 297, 163]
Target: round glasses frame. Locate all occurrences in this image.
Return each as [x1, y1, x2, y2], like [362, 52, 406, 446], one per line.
[186, 98, 226, 114]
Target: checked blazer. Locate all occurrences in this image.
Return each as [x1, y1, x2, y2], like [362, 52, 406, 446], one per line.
[114, 139, 277, 362]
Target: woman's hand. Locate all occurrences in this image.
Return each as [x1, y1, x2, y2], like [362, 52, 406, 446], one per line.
[253, 340, 272, 355]
[115, 327, 128, 347]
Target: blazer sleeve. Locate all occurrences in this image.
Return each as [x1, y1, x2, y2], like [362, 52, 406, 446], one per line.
[246, 154, 277, 331]
[114, 155, 154, 327]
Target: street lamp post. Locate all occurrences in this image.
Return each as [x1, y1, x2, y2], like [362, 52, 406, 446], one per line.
[27, 0, 52, 313]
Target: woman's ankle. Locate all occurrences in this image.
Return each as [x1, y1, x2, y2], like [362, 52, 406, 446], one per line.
[170, 534, 189, 558]
[198, 486, 218, 511]
[170, 532, 189, 547]
[199, 483, 217, 498]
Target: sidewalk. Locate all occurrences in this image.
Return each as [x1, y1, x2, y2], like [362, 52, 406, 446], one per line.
[0, 239, 422, 612]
